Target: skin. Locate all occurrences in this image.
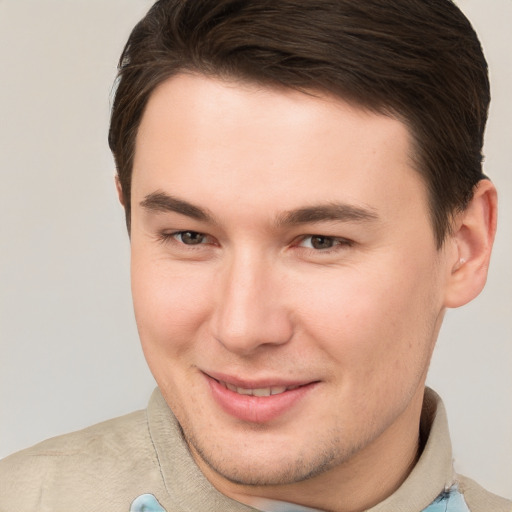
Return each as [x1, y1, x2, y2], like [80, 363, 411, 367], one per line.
[125, 73, 496, 512]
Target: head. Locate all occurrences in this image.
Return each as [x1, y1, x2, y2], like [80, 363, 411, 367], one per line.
[109, 1, 496, 509]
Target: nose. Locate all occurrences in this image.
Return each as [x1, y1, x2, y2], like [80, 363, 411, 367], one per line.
[211, 250, 294, 355]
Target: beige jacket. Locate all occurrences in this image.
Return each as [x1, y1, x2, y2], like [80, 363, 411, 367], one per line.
[0, 388, 510, 512]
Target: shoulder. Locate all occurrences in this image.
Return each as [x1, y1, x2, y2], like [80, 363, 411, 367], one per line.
[0, 409, 163, 512]
[1, 408, 150, 466]
[458, 474, 512, 512]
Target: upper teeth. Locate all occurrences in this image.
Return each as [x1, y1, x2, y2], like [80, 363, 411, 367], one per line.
[223, 382, 297, 396]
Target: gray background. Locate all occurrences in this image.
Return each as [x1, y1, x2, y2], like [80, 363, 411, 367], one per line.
[1, 0, 511, 499]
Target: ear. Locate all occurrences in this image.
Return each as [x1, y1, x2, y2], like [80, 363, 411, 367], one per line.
[115, 174, 125, 207]
[443, 179, 497, 308]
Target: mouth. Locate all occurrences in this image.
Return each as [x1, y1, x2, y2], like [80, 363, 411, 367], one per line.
[204, 371, 318, 423]
[215, 379, 303, 397]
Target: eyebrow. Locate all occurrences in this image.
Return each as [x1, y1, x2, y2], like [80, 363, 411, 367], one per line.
[140, 191, 214, 223]
[140, 191, 379, 226]
[276, 203, 379, 226]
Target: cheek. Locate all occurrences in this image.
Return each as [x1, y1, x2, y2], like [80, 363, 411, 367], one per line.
[131, 255, 213, 360]
[296, 258, 441, 379]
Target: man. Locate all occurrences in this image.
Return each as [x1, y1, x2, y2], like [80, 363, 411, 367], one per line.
[0, 1, 510, 511]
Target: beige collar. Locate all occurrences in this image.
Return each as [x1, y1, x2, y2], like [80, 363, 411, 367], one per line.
[368, 387, 455, 512]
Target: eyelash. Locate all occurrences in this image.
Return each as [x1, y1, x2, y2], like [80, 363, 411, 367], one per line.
[156, 230, 353, 255]
[297, 235, 353, 253]
[156, 231, 215, 247]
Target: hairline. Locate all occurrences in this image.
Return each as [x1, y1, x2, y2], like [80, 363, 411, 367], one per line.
[120, 66, 458, 249]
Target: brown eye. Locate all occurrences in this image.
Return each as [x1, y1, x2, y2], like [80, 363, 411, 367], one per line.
[309, 236, 335, 250]
[176, 231, 206, 245]
[297, 235, 352, 252]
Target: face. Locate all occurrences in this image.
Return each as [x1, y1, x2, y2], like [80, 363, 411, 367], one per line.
[130, 73, 451, 495]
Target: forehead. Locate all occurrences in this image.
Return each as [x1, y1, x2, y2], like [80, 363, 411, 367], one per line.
[136, 73, 409, 153]
[132, 73, 427, 226]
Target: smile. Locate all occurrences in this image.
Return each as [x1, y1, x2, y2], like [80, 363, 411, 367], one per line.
[218, 380, 301, 397]
[205, 372, 318, 423]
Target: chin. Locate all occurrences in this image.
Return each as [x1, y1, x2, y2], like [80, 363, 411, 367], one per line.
[185, 426, 345, 487]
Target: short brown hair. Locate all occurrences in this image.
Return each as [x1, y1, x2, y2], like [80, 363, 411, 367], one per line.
[109, 0, 490, 246]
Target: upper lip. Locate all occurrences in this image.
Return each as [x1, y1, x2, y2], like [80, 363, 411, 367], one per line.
[203, 370, 316, 389]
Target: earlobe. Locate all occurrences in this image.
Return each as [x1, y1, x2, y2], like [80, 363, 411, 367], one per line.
[115, 174, 125, 207]
[443, 179, 497, 308]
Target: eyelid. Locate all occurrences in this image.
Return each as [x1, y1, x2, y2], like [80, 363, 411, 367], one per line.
[293, 234, 354, 255]
[156, 229, 216, 246]
[296, 234, 353, 246]
[155, 230, 353, 254]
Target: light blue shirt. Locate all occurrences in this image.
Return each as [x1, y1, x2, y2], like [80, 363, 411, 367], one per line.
[130, 485, 470, 512]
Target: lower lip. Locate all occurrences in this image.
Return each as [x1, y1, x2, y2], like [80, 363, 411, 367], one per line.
[206, 376, 317, 424]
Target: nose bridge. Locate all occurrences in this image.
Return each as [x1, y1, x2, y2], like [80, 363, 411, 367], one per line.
[212, 246, 292, 354]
